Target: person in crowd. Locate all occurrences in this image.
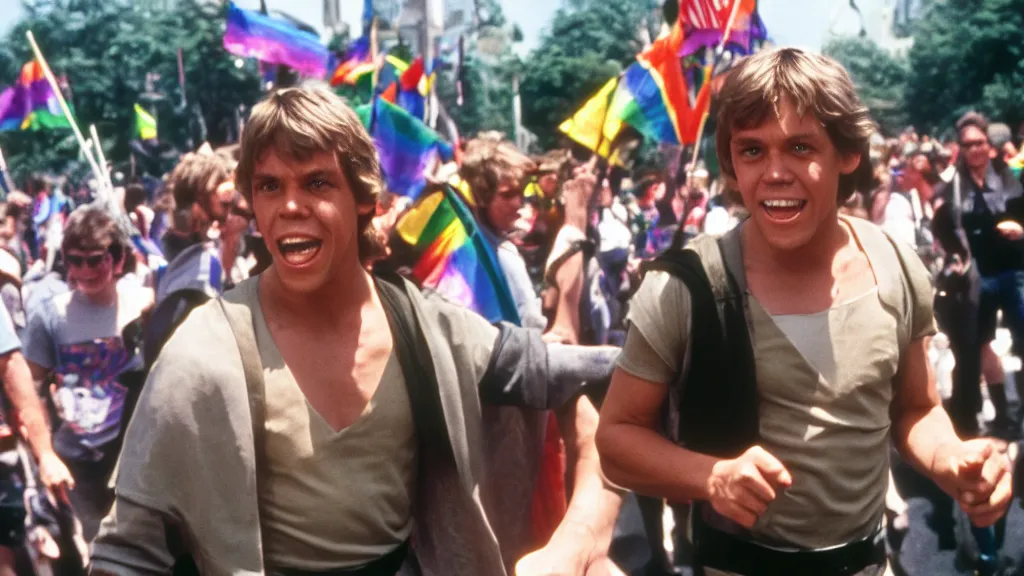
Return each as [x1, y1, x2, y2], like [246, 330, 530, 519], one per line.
[458, 135, 624, 568]
[92, 86, 621, 575]
[0, 258, 74, 576]
[157, 152, 233, 300]
[933, 111, 1024, 438]
[597, 48, 1012, 575]
[22, 206, 152, 541]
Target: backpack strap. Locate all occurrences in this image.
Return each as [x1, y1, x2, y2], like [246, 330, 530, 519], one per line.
[641, 229, 758, 459]
[374, 271, 455, 465]
[215, 296, 268, 552]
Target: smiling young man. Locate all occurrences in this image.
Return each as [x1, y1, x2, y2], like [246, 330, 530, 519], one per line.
[91, 87, 621, 575]
[22, 207, 152, 541]
[596, 48, 1013, 575]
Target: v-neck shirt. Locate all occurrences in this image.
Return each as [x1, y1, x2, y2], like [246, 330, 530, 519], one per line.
[619, 217, 936, 549]
[238, 279, 417, 570]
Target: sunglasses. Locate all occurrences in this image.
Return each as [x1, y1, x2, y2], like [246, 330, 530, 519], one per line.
[65, 253, 108, 268]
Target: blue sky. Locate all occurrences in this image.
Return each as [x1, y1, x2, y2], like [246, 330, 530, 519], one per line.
[1, 0, 890, 55]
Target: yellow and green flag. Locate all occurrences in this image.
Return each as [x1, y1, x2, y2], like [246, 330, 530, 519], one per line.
[134, 103, 157, 141]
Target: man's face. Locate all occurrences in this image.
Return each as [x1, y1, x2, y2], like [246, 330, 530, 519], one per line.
[959, 125, 991, 172]
[729, 96, 861, 251]
[66, 246, 118, 297]
[251, 148, 371, 294]
[484, 179, 525, 234]
[538, 173, 559, 197]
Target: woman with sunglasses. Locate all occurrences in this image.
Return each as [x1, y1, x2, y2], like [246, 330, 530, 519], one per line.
[21, 206, 153, 542]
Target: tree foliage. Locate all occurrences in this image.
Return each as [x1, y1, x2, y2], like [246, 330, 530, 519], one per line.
[0, 0, 263, 183]
[904, 0, 1024, 136]
[823, 36, 909, 136]
[519, 0, 654, 149]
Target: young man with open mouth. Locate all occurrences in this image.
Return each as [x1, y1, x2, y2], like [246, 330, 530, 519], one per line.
[596, 48, 1013, 575]
[91, 86, 621, 575]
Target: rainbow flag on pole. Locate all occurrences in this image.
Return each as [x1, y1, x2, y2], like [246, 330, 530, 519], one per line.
[358, 98, 453, 198]
[0, 60, 70, 132]
[223, 1, 329, 77]
[559, 23, 702, 153]
[395, 186, 520, 324]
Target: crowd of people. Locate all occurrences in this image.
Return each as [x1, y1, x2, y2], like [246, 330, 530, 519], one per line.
[0, 46, 1016, 575]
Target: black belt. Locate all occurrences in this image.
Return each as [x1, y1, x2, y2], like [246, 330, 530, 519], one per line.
[272, 540, 410, 576]
[693, 514, 885, 575]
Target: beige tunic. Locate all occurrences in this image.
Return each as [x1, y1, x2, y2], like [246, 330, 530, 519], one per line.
[619, 217, 936, 550]
[243, 279, 417, 571]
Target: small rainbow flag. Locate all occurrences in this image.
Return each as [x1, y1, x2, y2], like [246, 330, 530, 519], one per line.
[395, 186, 520, 325]
[0, 61, 70, 132]
[330, 36, 373, 87]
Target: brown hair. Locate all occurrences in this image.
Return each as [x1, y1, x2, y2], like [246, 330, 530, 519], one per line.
[460, 136, 536, 207]
[61, 206, 127, 263]
[715, 47, 876, 203]
[235, 86, 385, 264]
[956, 111, 989, 142]
[167, 153, 232, 234]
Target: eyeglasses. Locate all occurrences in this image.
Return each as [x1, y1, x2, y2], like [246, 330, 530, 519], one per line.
[65, 253, 108, 268]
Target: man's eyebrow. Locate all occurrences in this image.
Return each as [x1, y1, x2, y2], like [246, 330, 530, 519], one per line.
[784, 131, 822, 142]
[301, 169, 338, 180]
[732, 136, 763, 147]
[251, 172, 278, 180]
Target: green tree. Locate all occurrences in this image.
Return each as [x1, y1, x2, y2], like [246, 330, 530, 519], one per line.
[0, 0, 263, 183]
[435, 0, 518, 140]
[904, 0, 1024, 136]
[823, 36, 909, 136]
[519, 0, 654, 149]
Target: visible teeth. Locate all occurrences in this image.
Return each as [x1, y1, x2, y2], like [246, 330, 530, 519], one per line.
[280, 237, 313, 246]
[763, 199, 803, 208]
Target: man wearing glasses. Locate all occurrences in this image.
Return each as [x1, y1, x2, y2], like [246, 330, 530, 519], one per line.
[22, 206, 152, 541]
[933, 112, 1024, 439]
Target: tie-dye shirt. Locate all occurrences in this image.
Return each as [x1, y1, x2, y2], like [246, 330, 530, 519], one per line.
[23, 286, 149, 462]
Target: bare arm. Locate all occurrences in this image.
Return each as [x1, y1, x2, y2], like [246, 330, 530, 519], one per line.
[596, 367, 719, 502]
[544, 250, 584, 345]
[27, 359, 49, 384]
[550, 394, 622, 551]
[1, 351, 53, 459]
[890, 336, 961, 475]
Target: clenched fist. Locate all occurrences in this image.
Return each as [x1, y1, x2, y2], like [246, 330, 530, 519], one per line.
[706, 446, 792, 528]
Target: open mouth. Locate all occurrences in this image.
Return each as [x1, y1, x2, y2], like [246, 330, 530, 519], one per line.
[760, 199, 807, 222]
[277, 236, 323, 267]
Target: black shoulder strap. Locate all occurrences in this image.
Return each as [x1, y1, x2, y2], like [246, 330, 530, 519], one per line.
[216, 298, 268, 547]
[642, 236, 758, 459]
[374, 272, 455, 464]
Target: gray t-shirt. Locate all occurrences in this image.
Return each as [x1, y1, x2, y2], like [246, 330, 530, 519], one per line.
[23, 287, 149, 461]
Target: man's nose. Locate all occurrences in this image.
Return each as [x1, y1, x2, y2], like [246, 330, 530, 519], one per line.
[764, 150, 793, 184]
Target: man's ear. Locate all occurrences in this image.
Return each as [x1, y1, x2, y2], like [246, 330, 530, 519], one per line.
[839, 152, 862, 176]
[357, 202, 375, 216]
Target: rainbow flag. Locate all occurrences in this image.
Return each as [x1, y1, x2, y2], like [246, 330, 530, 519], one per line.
[359, 98, 453, 198]
[679, 0, 765, 57]
[223, 2, 329, 77]
[559, 23, 702, 153]
[330, 36, 373, 86]
[396, 186, 520, 324]
[0, 61, 70, 132]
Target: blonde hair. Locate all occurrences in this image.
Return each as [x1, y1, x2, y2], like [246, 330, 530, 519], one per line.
[715, 47, 876, 202]
[235, 87, 386, 263]
[460, 136, 536, 207]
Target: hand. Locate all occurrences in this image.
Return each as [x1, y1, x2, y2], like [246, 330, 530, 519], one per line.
[997, 220, 1024, 240]
[36, 450, 74, 506]
[707, 446, 792, 528]
[561, 157, 599, 231]
[931, 439, 1013, 527]
[515, 526, 625, 576]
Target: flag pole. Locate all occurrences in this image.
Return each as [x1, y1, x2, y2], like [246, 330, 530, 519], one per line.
[687, 0, 745, 172]
[0, 148, 12, 201]
[25, 31, 106, 189]
[89, 124, 114, 193]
